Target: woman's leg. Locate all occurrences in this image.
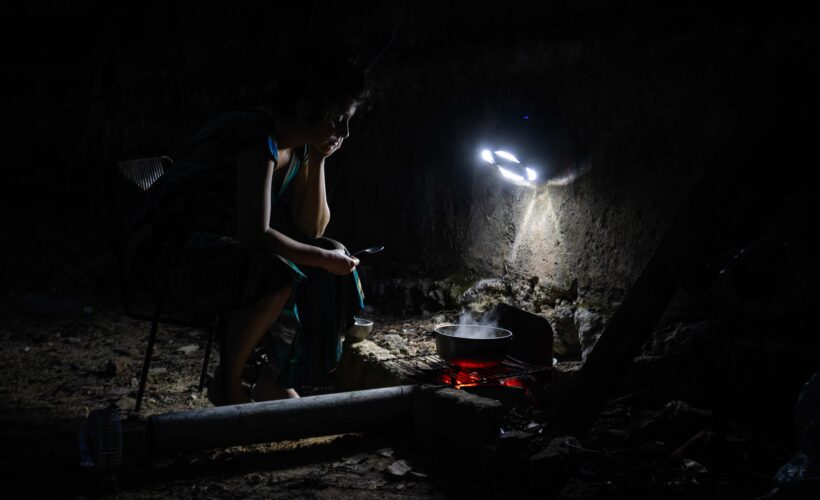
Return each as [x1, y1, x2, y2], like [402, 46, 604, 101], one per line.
[252, 360, 300, 400]
[257, 236, 360, 392]
[219, 283, 293, 404]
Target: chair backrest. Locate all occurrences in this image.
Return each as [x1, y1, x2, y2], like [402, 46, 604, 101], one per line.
[113, 156, 218, 328]
[117, 156, 173, 191]
[113, 155, 173, 319]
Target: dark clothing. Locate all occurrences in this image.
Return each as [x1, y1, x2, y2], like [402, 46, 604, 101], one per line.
[124, 109, 364, 389]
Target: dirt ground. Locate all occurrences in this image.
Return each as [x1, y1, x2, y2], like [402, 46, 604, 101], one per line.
[0, 214, 800, 499]
[0, 215, 450, 498]
[0, 287, 455, 499]
[0, 298, 792, 500]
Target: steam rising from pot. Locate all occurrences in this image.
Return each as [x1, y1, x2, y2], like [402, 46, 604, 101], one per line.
[438, 310, 502, 338]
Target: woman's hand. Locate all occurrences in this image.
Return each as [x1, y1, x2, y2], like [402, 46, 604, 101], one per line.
[321, 248, 359, 275]
[308, 144, 337, 161]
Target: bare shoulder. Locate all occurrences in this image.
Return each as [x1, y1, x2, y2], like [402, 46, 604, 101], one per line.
[236, 147, 275, 172]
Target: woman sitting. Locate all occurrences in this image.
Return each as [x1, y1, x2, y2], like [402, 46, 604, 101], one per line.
[124, 48, 368, 405]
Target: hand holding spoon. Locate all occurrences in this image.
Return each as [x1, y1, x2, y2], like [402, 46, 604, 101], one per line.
[351, 245, 385, 258]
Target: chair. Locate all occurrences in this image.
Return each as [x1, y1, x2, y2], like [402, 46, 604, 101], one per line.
[114, 156, 221, 413]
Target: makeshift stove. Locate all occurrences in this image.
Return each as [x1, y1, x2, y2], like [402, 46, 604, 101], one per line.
[382, 304, 555, 398]
[386, 353, 550, 391]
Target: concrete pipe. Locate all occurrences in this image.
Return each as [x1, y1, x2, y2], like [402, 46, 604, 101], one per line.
[148, 385, 417, 453]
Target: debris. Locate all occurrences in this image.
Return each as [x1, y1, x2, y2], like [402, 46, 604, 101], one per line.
[529, 436, 586, 493]
[669, 430, 746, 462]
[635, 401, 713, 445]
[342, 453, 369, 466]
[499, 429, 535, 451]
[575, 308, 605, 361]
[795, 370, 820, 464]
[773, 452, 814, 487]
[377, 447, 394, 458]
[177, 345, 198, 354]
[599, 428, 630, 442]
[381, 334, 408, 354]
[769, 370, 820, 495]
[664, 400, 712, 421]
[103, 359, 127, 377]
[682, 458, 708, 474]
[459, 279, 510, 313]
[115, 397, 135, 411]
[387, 459, 412, 477]
[108, 386, 132, 397]
[150, 457, 175, 468]
[545, 302, 579, 357]
[499, 429, 534, 441]
[245, 473, 263, 485]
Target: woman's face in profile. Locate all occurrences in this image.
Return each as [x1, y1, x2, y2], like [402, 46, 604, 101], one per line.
[308, 103, 358, 156]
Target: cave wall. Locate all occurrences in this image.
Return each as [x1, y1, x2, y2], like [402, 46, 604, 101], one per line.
[321, 5, 817, 366]
[330, 13, 740, 319]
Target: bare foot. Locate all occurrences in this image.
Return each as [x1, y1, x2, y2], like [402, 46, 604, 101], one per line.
[252, 366, 300, 401]
[207, 366, 252, 406]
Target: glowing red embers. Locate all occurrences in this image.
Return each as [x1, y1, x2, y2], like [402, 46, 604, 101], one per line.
[499, 377, 526, 389]
[447, 358, 502, 370]
[438, 366, 526, 390]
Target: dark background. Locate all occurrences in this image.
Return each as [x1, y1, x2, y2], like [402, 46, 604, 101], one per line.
[0, 1, 819, 497]
[2, 0, 818, 436]
[3, 0, 817, 287]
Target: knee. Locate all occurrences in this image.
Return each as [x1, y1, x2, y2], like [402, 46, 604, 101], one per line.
[257, 283, 292, 309]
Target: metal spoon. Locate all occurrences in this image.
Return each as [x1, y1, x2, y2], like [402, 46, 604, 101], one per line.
[351, 245, 385, 257]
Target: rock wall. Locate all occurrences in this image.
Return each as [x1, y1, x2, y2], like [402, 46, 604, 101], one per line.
[331, 24, 739, 356]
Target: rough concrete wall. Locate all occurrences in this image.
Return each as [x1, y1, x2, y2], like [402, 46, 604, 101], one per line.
[331, 30, 737, 320]
[9, 2, 737, 317]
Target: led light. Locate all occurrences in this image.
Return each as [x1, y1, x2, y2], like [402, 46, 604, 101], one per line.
[525, 167, 537, 181]
[493, 150, 520, 164]
[498, 166, 525, 182]
[480, 149, 495, 163]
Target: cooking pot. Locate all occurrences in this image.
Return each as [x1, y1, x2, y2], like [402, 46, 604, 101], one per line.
[434, 325, 513, 369]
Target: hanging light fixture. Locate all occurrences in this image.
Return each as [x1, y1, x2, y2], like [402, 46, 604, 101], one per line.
[480, 148, 538, 185]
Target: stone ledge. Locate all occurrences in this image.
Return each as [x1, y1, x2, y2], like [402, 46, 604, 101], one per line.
[412, 385, 504, 453]
[335, 339, 404, 391]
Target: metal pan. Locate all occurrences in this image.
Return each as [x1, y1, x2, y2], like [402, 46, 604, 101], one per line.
[434, 325, 513, 369]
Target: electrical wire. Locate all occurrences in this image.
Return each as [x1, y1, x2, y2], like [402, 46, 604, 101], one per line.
[366, 0, 405, 71]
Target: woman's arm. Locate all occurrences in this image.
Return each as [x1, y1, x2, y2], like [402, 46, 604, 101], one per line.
[236, 148, 356, 275]
[288, 146, 331, 239]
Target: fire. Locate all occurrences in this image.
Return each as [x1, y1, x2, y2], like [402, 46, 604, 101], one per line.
[447, 358, 501, 370]
[500, 377, 525, 388]
[438, 368, 525, 390]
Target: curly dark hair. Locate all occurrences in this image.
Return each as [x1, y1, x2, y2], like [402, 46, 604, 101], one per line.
[271, 44, 371, 122]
